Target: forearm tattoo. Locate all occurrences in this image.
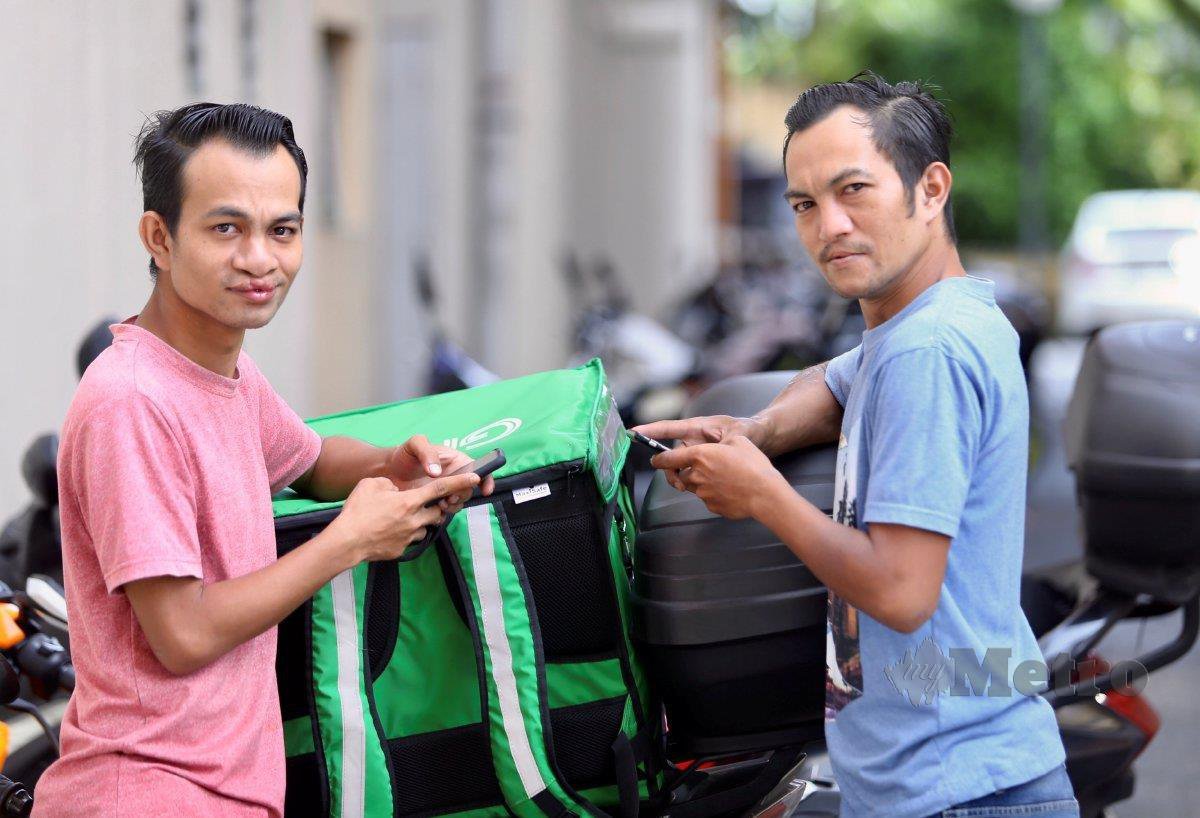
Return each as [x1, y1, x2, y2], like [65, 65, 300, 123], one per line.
[782, 361, 829, 395]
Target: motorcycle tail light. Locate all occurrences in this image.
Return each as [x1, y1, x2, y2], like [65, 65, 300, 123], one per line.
[1099, 690, 1160, 753]
[1072, 651, 1160, 756]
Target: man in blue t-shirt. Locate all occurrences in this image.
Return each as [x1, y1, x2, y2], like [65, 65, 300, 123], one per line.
[635, 72, 1077, 818]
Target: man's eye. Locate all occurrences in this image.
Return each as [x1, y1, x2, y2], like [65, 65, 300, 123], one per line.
[273, 226, 297, 237]
[214, 223, 237, 234]
[793, 201, 814, 214]
[845, 183, 866, 193]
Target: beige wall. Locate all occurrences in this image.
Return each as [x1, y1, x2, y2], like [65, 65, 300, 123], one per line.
[0, 0, 319, 520]
[0, 0, 720, 521]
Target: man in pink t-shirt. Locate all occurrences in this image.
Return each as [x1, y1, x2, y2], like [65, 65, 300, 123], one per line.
[33, 103, 491, 817]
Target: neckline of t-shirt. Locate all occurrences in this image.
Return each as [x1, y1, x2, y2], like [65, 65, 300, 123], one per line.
[111, 317, 244, 399]
[860, 275, 994, 352]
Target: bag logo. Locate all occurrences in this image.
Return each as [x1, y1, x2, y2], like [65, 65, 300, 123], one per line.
[444, 417, 522, 451]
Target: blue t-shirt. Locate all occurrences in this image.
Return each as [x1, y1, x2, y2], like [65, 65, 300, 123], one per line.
[822, 276, 1065, 817]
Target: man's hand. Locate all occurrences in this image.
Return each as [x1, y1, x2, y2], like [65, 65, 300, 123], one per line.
[325, 472, 483, 563]
[124, 470, 484, 677]
[384, 435, 496, 505]
[633, 361, 844, 459]
[632, 415, 769, 451]
[649, 435, 789, 520]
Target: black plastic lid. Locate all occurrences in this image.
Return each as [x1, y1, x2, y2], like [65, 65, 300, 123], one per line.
[632, 444, 836, 646]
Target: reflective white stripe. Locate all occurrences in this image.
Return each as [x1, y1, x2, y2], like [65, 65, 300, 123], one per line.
[466, 505, 547, 799]
[331, 569, 367, 818]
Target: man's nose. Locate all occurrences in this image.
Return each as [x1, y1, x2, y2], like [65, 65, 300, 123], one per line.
[817, 202, 853, 244]
[234, 236, 276, 277]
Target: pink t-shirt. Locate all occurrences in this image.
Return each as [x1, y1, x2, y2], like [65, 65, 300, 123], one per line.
[33, 320, 322, 817]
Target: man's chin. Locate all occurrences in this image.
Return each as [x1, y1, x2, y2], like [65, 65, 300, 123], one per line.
[218, 303, 284, 331]
[236, 308, 281, 330]
[820, 270, 872, 301]
[223, 292, 288, 330]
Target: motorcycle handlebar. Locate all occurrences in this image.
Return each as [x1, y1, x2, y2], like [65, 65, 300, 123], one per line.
[58, 662, 74, 693]
[12, 633, 72, 697]
[0, 774, 33, 817]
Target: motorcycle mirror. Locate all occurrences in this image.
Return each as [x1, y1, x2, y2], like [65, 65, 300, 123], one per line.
[25, 575, 68, 627]
[413, 254, 436, 311]
[19, 434, 58, 508]
[0, 655, 19, 705]
[75, 316, 118, 379]
[592, 255, 628, 311]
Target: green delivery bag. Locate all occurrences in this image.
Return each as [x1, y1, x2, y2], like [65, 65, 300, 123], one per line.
[273, 360, 659, 818]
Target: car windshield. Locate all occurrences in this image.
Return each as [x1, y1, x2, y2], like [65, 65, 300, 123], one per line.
[1097, 227, 1198, 265]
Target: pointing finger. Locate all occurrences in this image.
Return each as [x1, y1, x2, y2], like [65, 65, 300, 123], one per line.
[632, 419, 695, 442]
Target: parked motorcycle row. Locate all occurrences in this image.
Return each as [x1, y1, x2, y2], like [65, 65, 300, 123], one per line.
[0, 277, 1195, 817]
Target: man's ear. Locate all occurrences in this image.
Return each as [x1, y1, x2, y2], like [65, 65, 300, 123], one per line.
[918, 162, 952, 228]
[139, 211, 173, 274]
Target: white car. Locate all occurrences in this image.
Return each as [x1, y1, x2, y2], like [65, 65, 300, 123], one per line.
[1057, 189, 1200, 335]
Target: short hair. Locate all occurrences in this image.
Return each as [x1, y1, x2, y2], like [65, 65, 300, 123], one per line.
[783, 71, 956, 242]
[133, 102, 308, 278]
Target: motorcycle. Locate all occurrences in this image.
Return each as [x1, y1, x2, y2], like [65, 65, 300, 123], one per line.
[0, 318, 112, 798]
[562, 251, 700, 430]
[0, 574, 73, 817]
[413, 256, 501, 396]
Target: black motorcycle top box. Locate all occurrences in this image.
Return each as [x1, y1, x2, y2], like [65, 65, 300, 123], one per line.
[1065, 320, 1200, 604]
[630, 372, 832, 757]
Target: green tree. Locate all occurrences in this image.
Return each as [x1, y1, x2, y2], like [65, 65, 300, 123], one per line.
[728, 0, 1200, 246]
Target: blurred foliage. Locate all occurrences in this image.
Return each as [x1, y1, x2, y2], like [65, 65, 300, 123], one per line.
[726, 0, 1200, 247]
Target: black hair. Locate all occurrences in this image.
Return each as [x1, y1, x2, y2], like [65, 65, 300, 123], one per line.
[133, 102, 308, 278]
[783, 71, 956, 242]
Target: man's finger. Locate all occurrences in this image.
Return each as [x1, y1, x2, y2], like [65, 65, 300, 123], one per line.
[666, 470, 687, 493]
[631, 419, 696, 442]
[439, 446, 472, 469]
[403, 434, 443, 476]
[650, 444, 700, 471]
[677, 469, 703, 493]
[417, 473, 480, 504]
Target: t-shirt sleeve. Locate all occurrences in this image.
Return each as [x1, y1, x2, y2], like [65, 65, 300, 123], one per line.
[253, 370, 322, 495]
[824, 344, 863, 408]
[861, 347, 982, 539]
[72, 396, 204, 593]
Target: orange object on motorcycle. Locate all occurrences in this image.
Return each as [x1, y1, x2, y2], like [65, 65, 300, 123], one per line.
[0, 602, 25, 649]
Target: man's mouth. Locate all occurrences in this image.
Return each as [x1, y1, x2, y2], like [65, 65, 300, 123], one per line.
[230, 282, 278, 304]
[821, 245, 869, 265]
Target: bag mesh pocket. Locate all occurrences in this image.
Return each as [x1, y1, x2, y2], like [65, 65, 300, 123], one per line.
[549, 695, 626, 791]
[509, 510, 618, 660]
[387, 722, 503, 815]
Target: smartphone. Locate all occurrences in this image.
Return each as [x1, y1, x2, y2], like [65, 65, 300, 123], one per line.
[627, 429, 671, 455]
[405, 449, 506, 559]
[444, 448, 506, 481]
[422, 448, 506, 507]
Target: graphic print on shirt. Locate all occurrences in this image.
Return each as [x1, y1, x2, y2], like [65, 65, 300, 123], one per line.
[826, 420, 864, 720]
